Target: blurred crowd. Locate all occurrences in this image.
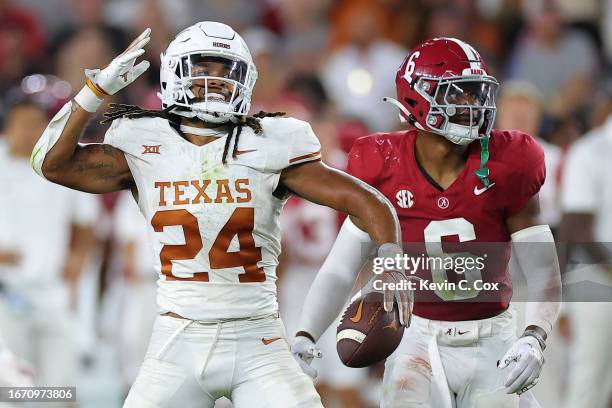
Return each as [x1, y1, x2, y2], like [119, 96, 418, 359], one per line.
[0, 0, 611, 407]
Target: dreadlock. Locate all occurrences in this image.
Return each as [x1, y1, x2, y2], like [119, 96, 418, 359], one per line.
[100, 103, 176, 124]
[101, 104, 285, 164]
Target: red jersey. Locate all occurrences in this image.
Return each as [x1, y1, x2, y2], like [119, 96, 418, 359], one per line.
[347, 129, 545, 321]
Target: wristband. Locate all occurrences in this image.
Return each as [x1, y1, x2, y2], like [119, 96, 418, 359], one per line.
[295, 331, 315, 343]
[522, 328, 546, 351]
[74, 84, 104, 113]
[85, 78, 108, 97]
[377, 243, 403, 259]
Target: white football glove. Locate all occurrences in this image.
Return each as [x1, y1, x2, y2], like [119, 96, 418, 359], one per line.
[369, 243, 415, 327]
[290, 335, 322, 380]
[86, 28, 151, 96]
[497, 336, 544, 394]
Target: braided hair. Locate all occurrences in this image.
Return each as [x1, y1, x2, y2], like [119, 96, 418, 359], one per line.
[101, 103, 285, 164]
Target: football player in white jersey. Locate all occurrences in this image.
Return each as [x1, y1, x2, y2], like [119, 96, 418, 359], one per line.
[31, 22, 410, 407]
[0, 333, 34, 388]
[1, 98, 98, 392]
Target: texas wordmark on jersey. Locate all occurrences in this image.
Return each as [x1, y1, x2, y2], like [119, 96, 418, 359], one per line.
[103, 116, 321, 321]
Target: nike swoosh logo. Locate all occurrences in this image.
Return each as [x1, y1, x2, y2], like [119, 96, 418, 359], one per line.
[235, 149, 258, 156]
[349, 299, 364, 323]
[457, 330, 470, 335]
[474, 182, 496, 196]
[383, 319, 400, 331]
[261, 337, 282, 345]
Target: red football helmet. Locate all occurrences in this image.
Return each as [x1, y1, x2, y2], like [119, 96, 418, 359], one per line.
[385, 37, 499, 145]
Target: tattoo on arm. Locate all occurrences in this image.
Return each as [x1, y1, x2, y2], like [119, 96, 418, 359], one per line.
[70, 144, 133, 189]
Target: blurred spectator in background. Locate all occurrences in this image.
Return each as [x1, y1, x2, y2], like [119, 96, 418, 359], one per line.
[53, 27, 142, 143]
[322, 2, 405, 132]
[244, 27, 287, 113]
[507, 0, 599, 119]
[111, 192, 157, 394]
[54, 27, 115, 96]
[0, 0, 45, 91]
[279, 195, 367, 408]
[559, 80, 612, 408]
[277, 0, 330, 74]
[496, 80, 562, 231]
[106, 0, 190, 33]
[588, 74, 612, 130]
[424, 3, 470, 40]
[50, 0, 126, 55]
[283, 72, 355, 169]
[188, 0, 263, 32]
[277, 98, 364, 405]
[0, 334, 35, 388]
[328, 0, 421, 50]
[497, 81, 569, 407]
[0, 97, 98, 389]
[546, 116, 583, 150]
[555, 0, 602, 47]
[131, 0, 174, 90]
[604, 0, 612, 62]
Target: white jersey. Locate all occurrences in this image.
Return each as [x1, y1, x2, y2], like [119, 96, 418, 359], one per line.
[537, 137, 562, 228]
[562, 115, 612, 242]
[280, 197, 338, 267]
[113, 191, 155, 280]
[103, 116, 321, 321]
[0, 141, 98, 305]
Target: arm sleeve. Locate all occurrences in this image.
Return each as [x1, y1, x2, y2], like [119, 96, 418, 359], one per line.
[505, 133, 546, 217]
[561, 142, 599, 212]
[511, 225, 561, 335]
[296, 217, 373, 341]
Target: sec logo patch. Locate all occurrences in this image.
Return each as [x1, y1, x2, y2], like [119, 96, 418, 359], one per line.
[395, 189, 414, 209]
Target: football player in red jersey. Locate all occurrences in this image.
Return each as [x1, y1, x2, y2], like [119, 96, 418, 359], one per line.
[291, 38, 562, 407]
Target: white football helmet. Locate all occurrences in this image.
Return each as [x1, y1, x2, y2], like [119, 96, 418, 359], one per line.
[158, 21, 257, 123]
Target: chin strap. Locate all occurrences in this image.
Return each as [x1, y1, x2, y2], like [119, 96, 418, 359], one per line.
[385, 94, 492, 187]
[474, 136, 491, 187]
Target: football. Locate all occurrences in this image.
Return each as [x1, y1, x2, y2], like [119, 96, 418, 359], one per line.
[336, 291, 405, 368]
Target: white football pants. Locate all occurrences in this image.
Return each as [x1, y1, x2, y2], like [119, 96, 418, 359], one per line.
[381, 307, 538, 408]
[0, 290, 76, 388]
[124, 314, 322, 408]
[562, 301, 612, 408]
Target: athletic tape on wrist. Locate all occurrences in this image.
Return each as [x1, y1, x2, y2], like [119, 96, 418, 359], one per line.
[74, 84, 104, 112]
